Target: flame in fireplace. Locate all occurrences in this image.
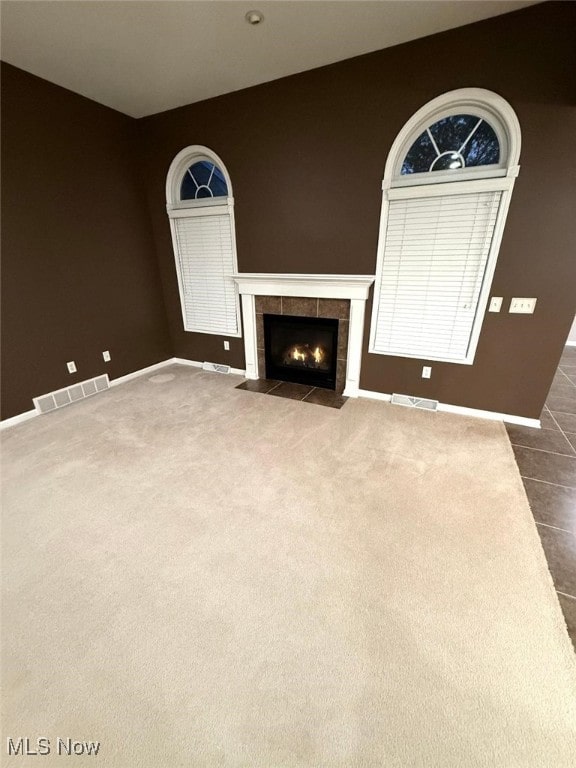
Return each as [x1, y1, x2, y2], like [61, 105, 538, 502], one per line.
[292, 347, 306, 362]
[289, 344, 326, 365]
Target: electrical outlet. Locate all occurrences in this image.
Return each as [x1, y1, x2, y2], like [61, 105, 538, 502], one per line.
[489, 296, 503, 312]
[422, 366, 431, 379]
[223, 340, 230, 351]
[102, 351, 111, 362]
[509, 297, 537, 314]
[67, 361, 77, 374]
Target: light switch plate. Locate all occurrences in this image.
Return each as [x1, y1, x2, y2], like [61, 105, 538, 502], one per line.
[66, 361, 77, 374]
[509, 297, 537, 314]
[489, 296, 503, 312]
[422, 366, 431, 379]
[102, 350, 111, 362]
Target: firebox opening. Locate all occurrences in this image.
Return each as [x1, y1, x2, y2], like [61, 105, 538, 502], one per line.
[263, 314, 339, 390]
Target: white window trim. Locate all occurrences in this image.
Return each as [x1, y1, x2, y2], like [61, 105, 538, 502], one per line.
[165, 145, 242, 337]
[387, 88, 521, 185]
[369, 88, 521, 365]
[166, 145, 234, 208]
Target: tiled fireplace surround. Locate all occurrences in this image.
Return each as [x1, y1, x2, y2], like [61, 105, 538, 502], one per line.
[232, 274, 375, 398]
[254, 295, 350, 393]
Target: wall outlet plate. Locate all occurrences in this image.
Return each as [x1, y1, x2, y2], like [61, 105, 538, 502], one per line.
[102, 351, 111, 362]
[66, 361, 77, 374]
[422, 366, 431, 379]
[489, 296, 503, 312]
[509, 297, 537, 314]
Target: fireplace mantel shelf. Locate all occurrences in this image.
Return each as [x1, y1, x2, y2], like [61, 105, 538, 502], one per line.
[232, 273, 375, 398]
[232, 273, 374, 300]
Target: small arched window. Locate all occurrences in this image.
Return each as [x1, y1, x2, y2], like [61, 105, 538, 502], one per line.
[166, 146, 241, 337]
[180, 160, 229, 200]
[369, 89, 521, 364]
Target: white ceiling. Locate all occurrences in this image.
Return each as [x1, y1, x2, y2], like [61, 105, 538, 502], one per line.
[1, 1, 539, 118]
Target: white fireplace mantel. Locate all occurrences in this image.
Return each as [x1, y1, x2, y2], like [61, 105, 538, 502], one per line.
[232, 273, 375, 397]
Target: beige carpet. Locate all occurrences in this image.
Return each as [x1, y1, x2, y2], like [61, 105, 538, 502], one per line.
[2, 364, 576, 767]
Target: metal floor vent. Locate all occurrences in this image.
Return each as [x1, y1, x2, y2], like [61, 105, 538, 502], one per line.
[33, 375, 109, 415]
[202, 362, 231, 374]
[391, 393, 439, 411]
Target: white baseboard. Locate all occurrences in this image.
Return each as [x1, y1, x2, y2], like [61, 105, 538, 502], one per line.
[0, 408, 38, 431]
[357, 388, 540, 428]
[1, 359, 174, 430]
[437, 402, 541, 428]
[356, 389, 392, 402]
[111, 357, 246, 383]
[172, 357, 203, 368]
[174, 358, 245, 376]
[109, 359, 174, 387]
[0, 357, 249, 430]
[566, 341, 576, 347]
[5, 364, 537, 430]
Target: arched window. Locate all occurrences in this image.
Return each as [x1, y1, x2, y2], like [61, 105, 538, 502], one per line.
[166, 146, 241, 337]
[401, 114, 500, 175]
[369, 89, 521, 364]
[180, 160, 229, 200]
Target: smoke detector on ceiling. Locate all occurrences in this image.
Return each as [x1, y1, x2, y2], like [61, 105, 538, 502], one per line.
[245, 10, 264, 25]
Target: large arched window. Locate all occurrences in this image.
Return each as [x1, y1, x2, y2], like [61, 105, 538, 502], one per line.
[166, 146, 241, 336]
[369, 89, 521, 364]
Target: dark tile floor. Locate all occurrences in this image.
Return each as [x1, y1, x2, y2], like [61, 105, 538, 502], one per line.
[236, 379, 348, 409]
[506, 345, 576, 648]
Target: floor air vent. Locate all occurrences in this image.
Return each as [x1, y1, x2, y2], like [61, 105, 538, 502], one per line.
[202, 362, 231, 374]
[33, 375, 109, 415]
[391, 393, 438, 411]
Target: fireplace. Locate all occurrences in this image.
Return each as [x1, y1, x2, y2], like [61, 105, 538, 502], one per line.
[232, 274, 375, 397]
[264, 314, 339, 390]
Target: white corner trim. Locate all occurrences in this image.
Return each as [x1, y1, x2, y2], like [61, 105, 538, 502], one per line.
[0, 408, 38, 430]
[356, 388, 540, 428]
[344, 299, 368, 397]
[240, 294, 258, 380]
[232, 273, 375, 300]
[565, 341, 576, 348]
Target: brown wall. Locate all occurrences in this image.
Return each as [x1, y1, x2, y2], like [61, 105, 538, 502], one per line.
[1, 63, 171, 419]
[139, 1, 576, 419]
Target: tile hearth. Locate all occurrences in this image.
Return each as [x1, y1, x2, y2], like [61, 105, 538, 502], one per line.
[236, 379, 348, 409]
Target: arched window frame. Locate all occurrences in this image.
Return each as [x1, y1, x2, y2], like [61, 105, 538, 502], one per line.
[166, 145, 241, 337]
[166, 145, 233, 209]
[369, 88, 521, 365]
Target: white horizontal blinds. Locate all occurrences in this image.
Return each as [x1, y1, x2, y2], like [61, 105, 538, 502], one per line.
[173, 209, 238, 335]
[373, 189, 502, 361]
